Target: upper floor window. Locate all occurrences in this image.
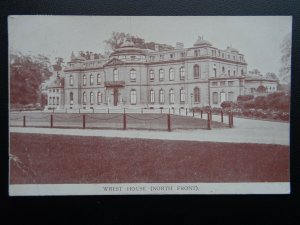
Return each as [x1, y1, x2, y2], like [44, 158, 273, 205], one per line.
[169, 68, 175, 81]
[241, 69, 244, 75]
[90, 74, 94, 85]
[180, 52, 185, 58]
[149, 70, 154, 81]
[159, 89, 165, 104]
[150, 56, 155, 61]
[97, 73, 101, 85]
[83, 74, 87, 86]
[170, 54, 174, 59]
[113, 69, 119, 81]
[212, 82, 218, 86]
[160, 55, 164, 61]
[213, 92, 218, 104]
[222, 53, 225, 58]
[233, 70, 236, 76]
[69, 75, 74, 86]
[180, 67, 185, 80]
[70, 92, 74, 105]
[194, 87, 200, 103]
[213, 64, 217, 77]
[83, 92, 87, 105]
[180, 88, 185, 103]
[130, 69, 136, 81]
[220, 81, 226, 86]
[222, 66, 225, 74]
[228, 70, 231, 76]
[130, 89, 137, 105]
[150, 89, 155, 104]
[228, 81, 234, 86]
[56, 97, 59, 105]
[169, 89, 175, 104]
[159, 69, 164, 81]
[131, 56, 136, 61]
[90, 92, 94, 105]
[193, 64, 200, 79]
[194, 49, 200, 57]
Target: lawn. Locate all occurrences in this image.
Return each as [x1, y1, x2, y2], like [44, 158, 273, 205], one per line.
[9, 133, 289, 184]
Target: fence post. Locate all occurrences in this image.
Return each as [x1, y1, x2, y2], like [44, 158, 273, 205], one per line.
[201, 110, 203, 118]
[83, 114, 86, 129]
[23, 115, 26, 127]
[124, 108, 126, 114]
[167, 114, 171, 132]
[123, 112, 127, 130]
[50, 114, 53, 128]
[221, 111, 224, 123]
[108, 108, 109, 114]
[186, 108, 188, 116]
[160, 108, 162, 114]
[168, 108, 170, 114]
[179, 108, 181, 115]
[231, 112, 234, 128]
[192, 108, 194, 117]
[228, 112, 232, 128]
[141, 108, 143, 114]
[173, 108, 175, 114]
[207, 111, 211, 130]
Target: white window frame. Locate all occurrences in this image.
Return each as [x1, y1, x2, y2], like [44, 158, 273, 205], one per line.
[180, 88, 185, 103]
[150, 89, 155, 104]
[149, 70, 154, 81]
[83, 74, 87, 86]
[113, 69, 119, 81]
[83, 92, 87, 105]
[169, 68, 175, 81]
[130, 89, 137, 105]
[169, 89, 175, 104]
[159, 89, 165, 104]
[159, 69, 164, 81]
[180, 67, 185, 80]
[90, 92, 94, 105]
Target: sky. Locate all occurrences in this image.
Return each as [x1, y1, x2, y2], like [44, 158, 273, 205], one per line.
[8, 16, 292, 75]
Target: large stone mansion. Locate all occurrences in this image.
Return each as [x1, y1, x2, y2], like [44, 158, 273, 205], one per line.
[46, 36, 278, 111]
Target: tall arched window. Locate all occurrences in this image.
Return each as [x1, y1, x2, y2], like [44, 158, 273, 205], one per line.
[70, 92, 74, 105]
[222, 66, 225, 74]
[130, 89, 137, 105]
[159, 89, 165, 104]
[149, 70, 154, 81]
[90, 74, 94, 85]
[159, 69, 164, 81]
[97, 73, 101, 84]
[130, 69, 136, 81]
[97, 92, 102, 104]
[180, 88, 185, 103]
[228, 70, 230, 76]
[83, 74, 87, 86]
[180, 67, 185, 80]
[193, 64, 200, 79]
[57, 97, 59, 105]
[194, 87, 200, 103]
[169, 68, 175, 81]
[169, 89, 175, 104]
[241, 69, 244, 75]
[69, 75, 74, 86]
[90, 92, 94, 105]
[83, 92, 87, 105]
[150, 89, 155, 104]
[113, 69, 119, 81]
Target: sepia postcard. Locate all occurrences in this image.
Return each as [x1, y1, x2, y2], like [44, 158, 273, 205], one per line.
[8, 16, 291, 195]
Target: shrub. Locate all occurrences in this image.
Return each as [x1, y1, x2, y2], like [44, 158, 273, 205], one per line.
[220, 101, 233, 109]
[243, 100, 256, 109]
[257, 85, 267, 93]
[254, 96, 268, 109]
[237, 95, 254, 102]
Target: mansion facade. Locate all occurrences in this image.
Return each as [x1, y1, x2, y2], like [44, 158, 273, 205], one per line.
[46, 37, 278, 111]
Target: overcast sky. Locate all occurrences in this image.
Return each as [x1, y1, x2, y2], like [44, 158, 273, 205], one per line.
[8, 16, 292, 75]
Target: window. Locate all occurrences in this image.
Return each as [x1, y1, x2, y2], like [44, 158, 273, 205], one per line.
[228, 70, 230, 76]
[169, 89, 175, 104]
[150, 89, 155, 104]
[251, 88, 256, 93]
[150, 56, 155, 61]
[233, 56, 236, 60]
[241, 69, 244, 75]
[194, 64, 200, 79]
[159, 89, 165, 104]
[228, 92, 234, 101]
[228, 81, 234, 86]
[220, 81, 226, 86]
[213, 92, 218, 104]
[97, 74, 101, 84]
[160, 55, 164, 61]
[180, 88, 185, 103]
[159, 69, 164, 81]
[149, 70, 154, 81]
[83, 92, 87, 105]
[97, 92, 102, 104]
[56, 97, 59, 105]
[180, 67, 185, 80]
[83, 74, 87, 86]
[130, 69, 136, 81]
[222, 53, 224, 58]
[70, 92, 74, 105]
[69, 75, 74, 86]
[131, 56, 136, 61]
[130, 89, 137, 105]
[90, 74, 94, 85]
[49, 97, 52, 105]
[222, 67, 225, 74]
[233, 70, 236, 76]
[194, 87, 200, 103]
[180, 52, 185, 58]
[212, 82, 218, 86]
[169, 68, 175, 81]
[213, 64, 217, 77]
[194, 49, 200, 56]
[90, 92, 94, 105]
[170, 54, 174, 59]
[113, 69, 119, 81]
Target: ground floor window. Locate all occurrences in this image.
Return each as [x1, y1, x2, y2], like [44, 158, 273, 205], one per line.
[70, 92, 73, 105]
[213, 92, 218, 104]
[180, 88, 185, 103]
[159, 89, 165, 104]
[150, 89, 155, 104]
[90, 92, 94, 105]
[169, 89, 174, 104]
[194, 87, 200, 103]
[83, 92, 87, 105]
[130, 89, 137, 105]
[97, 92, 102, 104]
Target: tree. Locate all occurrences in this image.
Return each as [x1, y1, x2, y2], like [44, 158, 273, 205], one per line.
[279, 32, 291, 84]
[256, 85, 267, 93]
[265, 72, 279, 80]
[10, 52, 53, 106]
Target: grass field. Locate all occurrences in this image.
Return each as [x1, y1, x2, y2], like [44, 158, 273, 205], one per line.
[9, 133, 289, 184]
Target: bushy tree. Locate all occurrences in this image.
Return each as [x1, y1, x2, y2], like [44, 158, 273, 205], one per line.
[279, 32, 291, 84]
[10, 53, 53, 105]
[220, 101, 233, 109]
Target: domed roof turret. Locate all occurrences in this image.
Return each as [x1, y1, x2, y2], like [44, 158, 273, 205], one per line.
[226, 46, 239, 53]
[194, 36, 212, 47]
[120, 39, 135, 48]
[111, 38, 146, 56]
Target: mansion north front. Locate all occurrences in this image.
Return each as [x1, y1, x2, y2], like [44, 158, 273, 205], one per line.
[46, 37, 278, 111]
